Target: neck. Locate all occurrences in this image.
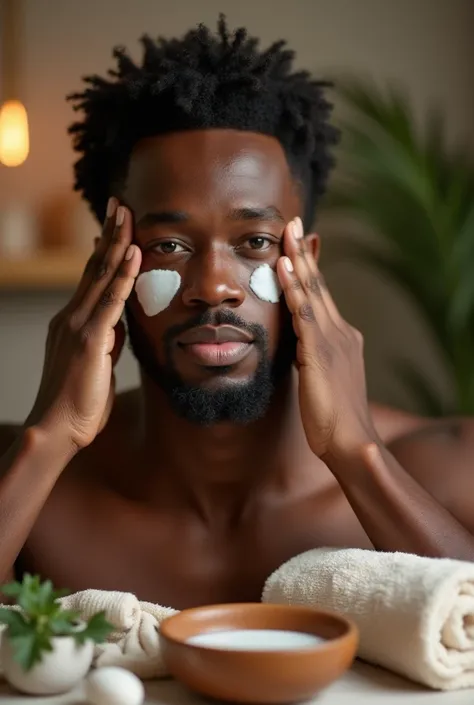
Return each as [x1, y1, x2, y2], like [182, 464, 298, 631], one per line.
[132, 369, 303, 520]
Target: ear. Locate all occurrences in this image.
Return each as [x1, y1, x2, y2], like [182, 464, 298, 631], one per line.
[305, 232, 321, 264]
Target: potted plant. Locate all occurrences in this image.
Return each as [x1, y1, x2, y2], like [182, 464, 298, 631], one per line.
[322, 76, 474, 416]
[0, 573, 113, 695]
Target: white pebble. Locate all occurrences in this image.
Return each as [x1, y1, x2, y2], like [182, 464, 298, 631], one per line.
[85, 667, 145, 705]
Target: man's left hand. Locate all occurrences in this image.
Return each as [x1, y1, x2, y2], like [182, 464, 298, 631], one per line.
[277, 216, 379, 462]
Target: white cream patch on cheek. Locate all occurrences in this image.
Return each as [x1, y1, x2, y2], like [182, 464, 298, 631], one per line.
[249, 264, 282, 303]
[135, 269, 181, 316]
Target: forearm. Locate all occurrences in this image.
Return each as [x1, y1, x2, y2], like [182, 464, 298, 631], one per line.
[325, 442, 474, 560]
[0, 427, 75, 582]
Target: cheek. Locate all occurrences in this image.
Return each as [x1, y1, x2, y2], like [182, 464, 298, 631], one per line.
[249, 264, 282, 304]
[135, 269, 181, 316]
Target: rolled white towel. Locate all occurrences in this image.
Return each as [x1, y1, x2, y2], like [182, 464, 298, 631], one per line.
[59, 589, 177, 678]
[262, 547, 474, 691]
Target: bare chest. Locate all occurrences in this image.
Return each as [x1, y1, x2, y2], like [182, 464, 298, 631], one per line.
[18, 475, 372, 609]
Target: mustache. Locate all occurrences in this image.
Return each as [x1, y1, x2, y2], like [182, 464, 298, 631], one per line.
[164, 309, 266, 344]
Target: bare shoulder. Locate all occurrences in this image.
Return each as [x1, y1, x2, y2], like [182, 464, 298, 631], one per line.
[369, 402, 429, 444]
[388, 417, 474, 532]
[0, 389, 140, 476]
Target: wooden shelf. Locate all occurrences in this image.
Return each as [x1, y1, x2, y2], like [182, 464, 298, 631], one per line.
[0, 251, 88, 290]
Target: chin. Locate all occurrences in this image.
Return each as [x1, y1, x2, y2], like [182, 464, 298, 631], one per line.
[186, 369, 257, 391]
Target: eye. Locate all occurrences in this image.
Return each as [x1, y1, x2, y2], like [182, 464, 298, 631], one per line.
[154, 241, 187, 254]
[244, 236, 273, 251]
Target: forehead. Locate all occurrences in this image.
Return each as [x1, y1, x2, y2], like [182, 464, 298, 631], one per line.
[124, 129, 300, 214]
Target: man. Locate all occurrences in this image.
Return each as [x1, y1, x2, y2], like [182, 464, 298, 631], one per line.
[1, 18, 473, 609]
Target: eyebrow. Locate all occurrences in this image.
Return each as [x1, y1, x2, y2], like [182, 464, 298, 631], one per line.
[137, 211, 189, 228]
[136, 206, 285, 228]
[228, 207, 285, 224]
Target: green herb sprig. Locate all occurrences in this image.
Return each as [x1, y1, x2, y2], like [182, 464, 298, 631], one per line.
[0, 574, 113, 671]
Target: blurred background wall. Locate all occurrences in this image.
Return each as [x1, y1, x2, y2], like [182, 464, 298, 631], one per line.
[0, 0, 473, 422]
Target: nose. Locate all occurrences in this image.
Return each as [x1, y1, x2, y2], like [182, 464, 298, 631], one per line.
[182, 250, 245, 309]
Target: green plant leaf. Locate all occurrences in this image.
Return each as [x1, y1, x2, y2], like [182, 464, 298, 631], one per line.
[322, 238, 450, 359]
[1, 574, 71, 618]
[1, 581, 23, 600]
[335, 76, 416, 153]
[36, 580, 55, 610]
[0, 608, 30, 634]
[448, 274, 474, 336]
[49, 610, 82, 636]
[24, 580, 50, 615]
[323, 75, 474, 414]
[449, 205, 474, 274]
[0, 575, 112, 672]
[9, 631, 54, 671]
[74, 611, 113, 645]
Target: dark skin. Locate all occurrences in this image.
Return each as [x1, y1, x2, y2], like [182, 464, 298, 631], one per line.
[1, 129, 474, 610]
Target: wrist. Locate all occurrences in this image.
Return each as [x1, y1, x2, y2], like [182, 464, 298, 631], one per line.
[20, 423, 79, 467]
[321, 430, 383, 474]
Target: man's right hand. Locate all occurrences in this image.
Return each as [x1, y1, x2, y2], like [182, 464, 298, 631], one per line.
[25, 198, 142, 455]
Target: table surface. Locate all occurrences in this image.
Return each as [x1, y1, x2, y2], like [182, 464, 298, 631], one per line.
[0, 661, 473, 704]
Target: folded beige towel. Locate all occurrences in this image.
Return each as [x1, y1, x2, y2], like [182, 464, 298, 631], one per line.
[59, 590, 177, 679]
[3, 547, 474, 689]
[262, 547, 474, 691]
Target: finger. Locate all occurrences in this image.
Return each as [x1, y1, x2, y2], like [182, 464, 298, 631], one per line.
[283, 218, 324, 301]
[77, 205, 134, 322]
[277, 253, 322, 341]
[283, 218, 341, 331]
[89, 243, 142, 333]
[68, 197, 119, 309]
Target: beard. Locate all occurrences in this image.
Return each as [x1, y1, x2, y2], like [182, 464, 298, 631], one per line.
[124, 305, 296, 426]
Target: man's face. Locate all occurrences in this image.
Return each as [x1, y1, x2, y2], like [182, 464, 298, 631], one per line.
[122, 129, 302, 424]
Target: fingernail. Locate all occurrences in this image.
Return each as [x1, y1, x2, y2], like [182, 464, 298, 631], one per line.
[284, 257, 294, 272]
[106, 197, 117, 219]
[125, 245, 134, 261]
[294, 217, 303, 239]
[116, 206, 125, 226]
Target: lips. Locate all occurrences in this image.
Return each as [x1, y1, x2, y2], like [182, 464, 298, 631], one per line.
[177, 326, 254, 367]
[177, 325, 253, 345]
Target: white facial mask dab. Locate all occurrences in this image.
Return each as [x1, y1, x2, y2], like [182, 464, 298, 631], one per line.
[249, 264, 281, 303]
[135, 269, 181, 317]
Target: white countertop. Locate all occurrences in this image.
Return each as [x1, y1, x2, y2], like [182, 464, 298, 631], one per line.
[0, 661, 473, 704]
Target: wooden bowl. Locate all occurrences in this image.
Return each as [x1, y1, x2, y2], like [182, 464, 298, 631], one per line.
[160, 603, 358, 703]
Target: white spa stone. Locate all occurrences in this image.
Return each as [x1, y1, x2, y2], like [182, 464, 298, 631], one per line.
[186, 629, 326, 651]
[85, 666, 145, 705]
[249, 263, 282, 303]
[135, 269, 181, 316]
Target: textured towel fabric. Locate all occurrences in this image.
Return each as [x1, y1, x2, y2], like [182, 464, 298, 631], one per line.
[0, 590, 175, 680]
[59, 590, 177, 678]
[262, 547, 474, 691]
[2, 548, 474, 688]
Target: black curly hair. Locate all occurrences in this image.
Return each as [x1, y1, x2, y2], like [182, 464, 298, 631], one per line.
[67, 16, 339, 229]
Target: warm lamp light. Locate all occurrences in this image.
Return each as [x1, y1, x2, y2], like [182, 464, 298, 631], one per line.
[0, 99, 29, 167]
[1, 0, 29, 167]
